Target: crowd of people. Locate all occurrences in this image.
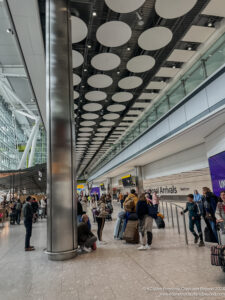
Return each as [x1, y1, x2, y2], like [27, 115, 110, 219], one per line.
[0, 195, 47, 251]
[1, 186, 225, 255]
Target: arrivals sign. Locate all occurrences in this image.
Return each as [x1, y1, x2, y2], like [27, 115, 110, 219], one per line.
[208, 151, 225, 196]
[151, 186, 177, 194]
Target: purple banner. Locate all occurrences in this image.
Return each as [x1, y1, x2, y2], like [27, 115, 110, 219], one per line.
[91, 187, 100, 198]
[208, 151, 225, 196]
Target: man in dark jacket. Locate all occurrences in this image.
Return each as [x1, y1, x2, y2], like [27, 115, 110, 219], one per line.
[78, 214, 97, 252]
[23, 196, 35, 251]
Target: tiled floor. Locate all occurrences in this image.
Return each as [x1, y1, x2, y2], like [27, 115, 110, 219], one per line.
[0, 202, 225, 300]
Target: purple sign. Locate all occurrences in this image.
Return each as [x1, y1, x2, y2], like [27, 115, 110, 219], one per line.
[208, 151, 225, 196]
[91, 187, 100, 198]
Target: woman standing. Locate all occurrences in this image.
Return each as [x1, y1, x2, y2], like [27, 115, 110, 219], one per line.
[96, 195, 108, 244]
[136, 193, 156, 250]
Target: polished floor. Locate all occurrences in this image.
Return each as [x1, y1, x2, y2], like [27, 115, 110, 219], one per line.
[0, 202, 225, 300]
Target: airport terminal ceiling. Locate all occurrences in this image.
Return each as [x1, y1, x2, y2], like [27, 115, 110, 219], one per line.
[38, 0, 225, 179]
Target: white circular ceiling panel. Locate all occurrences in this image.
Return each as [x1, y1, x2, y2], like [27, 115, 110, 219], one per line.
[87, 74, 113, 88]
[80, 121, 96, 126]
[138, 26, 173, 51]
[96, 21, 132, 47]
[112, 92, 133, 103]
[78, 132, 92, 137]
[105, 0, 145, 13]
[107, 104, 126, 112]
[95, 132, 108, 136]
[71, 16, 88, 43]
[72, 50, 84, 68]
[83, 103, 102, 112]
[103, 113, 120, 120]
[91, 53, 121, 71]
[127, 55, 155, 73]
[85, 91, 107, 101]
[74, 104, 78, 110]
[118, 76, 143, 89]
[74, 91, 79, 99]
[155, 0, 197, 19]
[82, 113, 99, 120]
[79, 127, 93, 132]
[98, 127, 111, 132]
[73, 74, 81, 86]
[100, 121, 115, 126]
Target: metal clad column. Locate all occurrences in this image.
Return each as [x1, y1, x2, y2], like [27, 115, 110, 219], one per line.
[46, 0, 77, 260]
[135, 166, 144, 196]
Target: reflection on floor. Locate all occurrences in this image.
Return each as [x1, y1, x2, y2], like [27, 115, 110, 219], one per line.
[0, 201, 225, 300]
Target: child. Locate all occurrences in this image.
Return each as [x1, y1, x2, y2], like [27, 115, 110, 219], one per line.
[181, 194, 205, 247]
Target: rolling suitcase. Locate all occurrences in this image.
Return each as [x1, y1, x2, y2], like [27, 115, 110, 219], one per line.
[204, 227, 217, 243]
[211, 245, 225, 266]
[114, 211, 126, 239]
[123, 220, 139, 244]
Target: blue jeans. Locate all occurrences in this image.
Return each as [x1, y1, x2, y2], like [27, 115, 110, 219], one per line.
[209, 220, 218, 242]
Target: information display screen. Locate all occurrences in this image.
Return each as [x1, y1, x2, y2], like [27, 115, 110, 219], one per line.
[122, 175, 133, 187]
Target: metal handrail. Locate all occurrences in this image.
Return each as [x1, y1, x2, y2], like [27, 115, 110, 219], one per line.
[159, 200, 188, 245]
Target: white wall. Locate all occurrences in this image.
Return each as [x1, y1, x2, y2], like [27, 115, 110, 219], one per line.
[143, 144, 208, 179]
[205, 124, 225, 158]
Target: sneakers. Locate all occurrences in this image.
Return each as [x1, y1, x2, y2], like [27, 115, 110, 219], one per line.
[198, 240, 205, 247]
[145, 244, 151, 250]
[194, 235, 199, 244]
[137, 245, 146, 251]
[83, 246, 92, 253]
[99, 241, 107, 245]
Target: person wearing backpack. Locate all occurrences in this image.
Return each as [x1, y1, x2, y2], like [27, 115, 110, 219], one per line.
[16, 198, 22, 225]
[123, 189, 138, 213]
[136, 193, 156, 250]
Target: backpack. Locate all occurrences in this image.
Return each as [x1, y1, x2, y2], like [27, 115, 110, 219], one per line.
[123, 195, 135, 212]
[16, 203, 22, 210]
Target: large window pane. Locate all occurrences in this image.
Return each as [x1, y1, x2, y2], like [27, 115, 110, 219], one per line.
[169, 82, 185, 108]
[184, 62, 206, 95]
[157, 98, 169, 118]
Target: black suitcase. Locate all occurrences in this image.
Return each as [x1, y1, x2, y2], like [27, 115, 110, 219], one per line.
[155, 216, 165, 229]
[204, 226, 217, 243]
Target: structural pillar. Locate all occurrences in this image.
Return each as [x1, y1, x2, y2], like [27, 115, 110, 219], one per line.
[107, 178, 113, 195]
[46, 0, 77, 260]
[135, 166, 144, 196]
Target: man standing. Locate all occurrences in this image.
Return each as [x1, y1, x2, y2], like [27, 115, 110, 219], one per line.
[23, 196, 35, 251]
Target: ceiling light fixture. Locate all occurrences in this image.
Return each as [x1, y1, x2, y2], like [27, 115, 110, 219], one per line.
[84, 69, 87, 72]
[187, 46, 192, 51]
[127, 47, 131, 51]
[136, 12, 144, 26]
[117, 71, 120, 75]
[207, 21, 213, 27]
[87, 44, 92, 48]
[6, 28, 14, 35]
[172, 65, 176, 69]
[92, 11, 97, 16]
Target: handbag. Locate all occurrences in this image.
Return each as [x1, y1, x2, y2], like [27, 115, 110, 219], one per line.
[147, 203, 158, 218]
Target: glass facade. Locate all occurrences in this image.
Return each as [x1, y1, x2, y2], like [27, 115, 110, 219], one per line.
[0, 95, 27, 170]
[90, 32, 225, 176]
[34, 127, 47, 165]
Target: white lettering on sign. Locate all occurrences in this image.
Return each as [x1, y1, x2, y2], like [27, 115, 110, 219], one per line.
[219, 180, 225, 188]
